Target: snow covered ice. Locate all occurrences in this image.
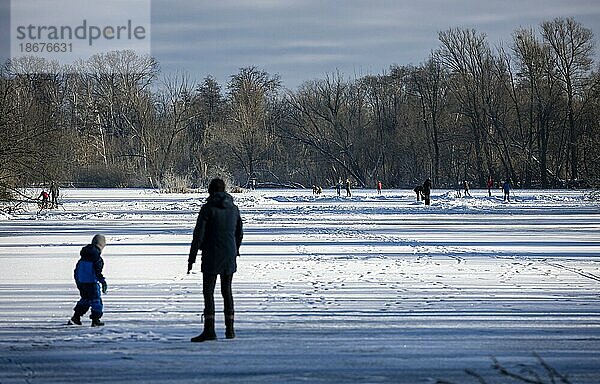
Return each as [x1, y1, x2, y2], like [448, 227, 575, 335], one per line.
[0, 188, 599, 383]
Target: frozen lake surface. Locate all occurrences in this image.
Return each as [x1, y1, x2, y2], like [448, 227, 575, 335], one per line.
[1, 188, 599, 383]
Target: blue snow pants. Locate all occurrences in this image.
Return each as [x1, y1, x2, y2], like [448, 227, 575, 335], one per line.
[74, 283, 103, 319]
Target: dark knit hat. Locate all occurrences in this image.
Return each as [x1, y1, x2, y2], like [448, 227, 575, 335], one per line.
[208, 178, 225, 195]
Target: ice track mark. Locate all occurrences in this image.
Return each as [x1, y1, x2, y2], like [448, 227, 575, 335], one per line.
[544, 261, 600, 282]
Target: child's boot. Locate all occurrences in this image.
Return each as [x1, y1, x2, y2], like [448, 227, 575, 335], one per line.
[91, 318, 105, 327]
[69, 307, 85, 325]
[68, 313, 82, 325]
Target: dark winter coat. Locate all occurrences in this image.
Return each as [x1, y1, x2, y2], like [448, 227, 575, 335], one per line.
[50, 184, 59, 198]
[188, 192, 243, 275]
[74, 244, 105, 299]
[422, 180, 431, 195]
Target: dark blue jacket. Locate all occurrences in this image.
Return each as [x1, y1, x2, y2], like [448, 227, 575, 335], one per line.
[422, 180, 431, 195]
[74, 244, 106, 284]
[188, 192, 243, 275]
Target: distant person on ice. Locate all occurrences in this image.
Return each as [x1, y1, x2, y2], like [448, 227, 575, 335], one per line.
[50, 182, 59, 208]
[487, 176, 493, 197]
[422, 178, 431, 206]
[345, 178, 352, 197]
[463, 180, 471, 197]
[413, 185, 423, 201]
[188, 178, 243, 342]
[38, 190, 50, 209]
[376, 180, 382, 195]
[503, 179, 511, 202]
[69, 234, 108, 327]
[336, 178, 342, 196]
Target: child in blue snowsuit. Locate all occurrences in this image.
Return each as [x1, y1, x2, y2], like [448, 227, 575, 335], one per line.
[69, 234, 108, 326]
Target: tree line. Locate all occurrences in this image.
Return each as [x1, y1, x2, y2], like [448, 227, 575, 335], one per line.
[1, 17, 599, 197]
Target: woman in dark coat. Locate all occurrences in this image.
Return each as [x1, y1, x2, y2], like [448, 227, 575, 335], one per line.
[188, 178, 243, 342]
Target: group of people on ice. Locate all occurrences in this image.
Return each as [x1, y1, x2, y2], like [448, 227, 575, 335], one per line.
[311, 175, 512, 204]
[324, 178, 382, 197]
[37, 182, 60, 209]
[413, 179, 432, 205]
[459, 176, 512, 202]
[334, 178, 353, 197]
[414, 176, 512, 204]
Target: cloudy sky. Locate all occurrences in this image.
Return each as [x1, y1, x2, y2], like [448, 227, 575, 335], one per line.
[150, 0, 600, 88]
[2, 0, 600, 88]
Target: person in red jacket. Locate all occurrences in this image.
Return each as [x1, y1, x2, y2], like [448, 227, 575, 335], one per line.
[376, 180, 382, 195]
[487, 176, 493, 197]
[38, 190, 50, 209]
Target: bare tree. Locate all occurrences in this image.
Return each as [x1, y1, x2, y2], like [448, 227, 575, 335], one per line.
[69, 51, 159, 185]
[154, 72, 196, 183]
[226, 66, 281, 185]
[0, 59, 72, 191]
[512, 28, 563, 187]
[541, 17, 595, 182]
[438, 28, 493, 186]
[283, 74, 372, 186]
[409, 54, 448, 185]
[187, 76, 226, 183]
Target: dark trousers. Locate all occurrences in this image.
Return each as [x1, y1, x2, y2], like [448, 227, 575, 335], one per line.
[203, 273, 234, 315]
[74, 283, 103, 319]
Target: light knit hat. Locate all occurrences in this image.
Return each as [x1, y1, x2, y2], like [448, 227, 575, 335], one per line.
[92, 234, 107, 251]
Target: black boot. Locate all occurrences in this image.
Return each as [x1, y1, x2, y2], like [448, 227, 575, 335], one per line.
[69, 314, 82, 325]
[225, 313, 235, 339]
[91, 318, 104, 327]
[69, 306, 86, 325]
[191, 314, 216, 342]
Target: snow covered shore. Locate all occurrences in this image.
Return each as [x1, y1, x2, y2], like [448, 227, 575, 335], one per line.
[1, 188, 599, 383]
